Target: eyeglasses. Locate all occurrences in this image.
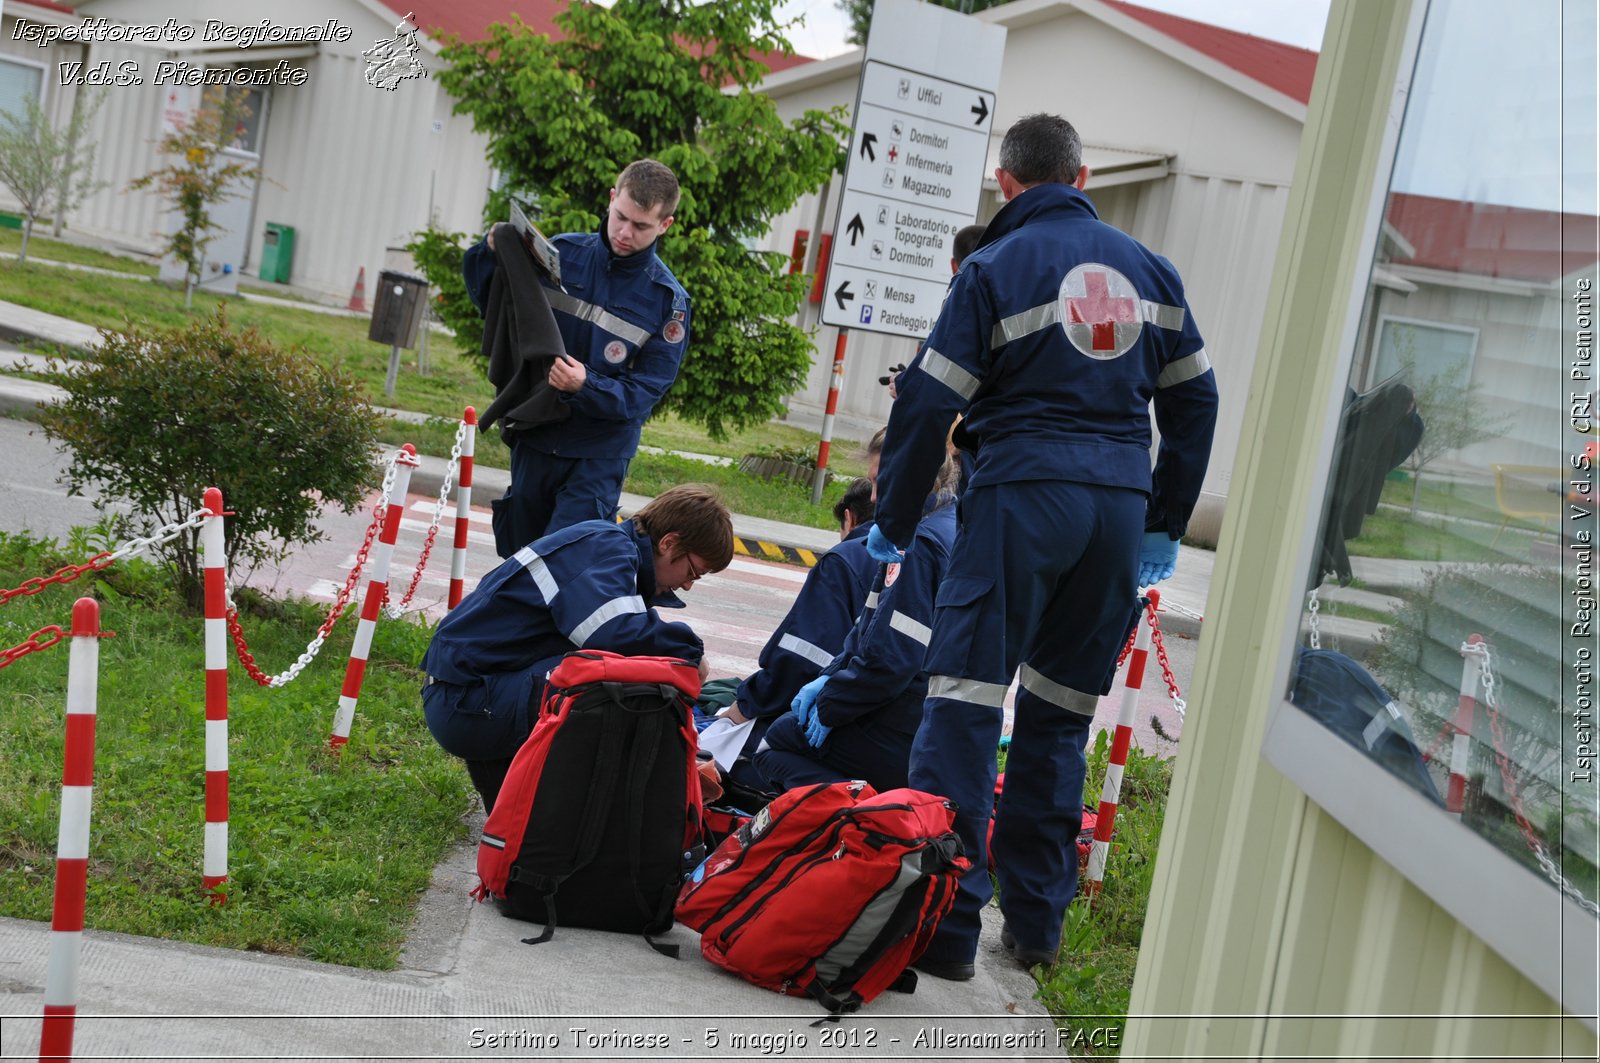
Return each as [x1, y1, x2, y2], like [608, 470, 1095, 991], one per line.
[684, 554, 704, 582]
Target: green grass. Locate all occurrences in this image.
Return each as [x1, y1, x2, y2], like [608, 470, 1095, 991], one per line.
[0, 229, 158, 276]
[0, 528, 473, 968]
[1344, 505, 1541, 563]
[5, 258, 867, 523]
[375, 417, 864, 530]
[626, 451, 851, 531]
[1031, 729, 1173, 1056]
[1379, 473, 1535, 527]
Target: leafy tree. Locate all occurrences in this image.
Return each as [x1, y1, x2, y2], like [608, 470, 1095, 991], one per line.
[0, 90, 107, 264]
[407, 227, 480, 355]
[38, 307, 383, 608]
[128, 88, 261, 310]
[431, 0, 849, 439]
[1400, 355, 1515, 515]
[837, 0, 1016, 45]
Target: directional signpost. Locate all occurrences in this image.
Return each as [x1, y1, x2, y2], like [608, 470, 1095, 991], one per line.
[809, 0, 1006, 501]
[822, 58, 1001, 336]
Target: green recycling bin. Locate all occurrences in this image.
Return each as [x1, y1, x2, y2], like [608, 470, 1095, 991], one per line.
[259, 222, 295, 284]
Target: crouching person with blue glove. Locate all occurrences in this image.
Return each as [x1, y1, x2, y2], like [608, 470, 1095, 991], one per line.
[754, 457, 960, 796]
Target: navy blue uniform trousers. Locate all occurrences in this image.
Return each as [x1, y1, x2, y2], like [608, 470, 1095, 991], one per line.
[421, 654, 561, 811]
[755, 712, 913, 795]
[909, 480, 1143, 965]
[493, 444, 630, 557]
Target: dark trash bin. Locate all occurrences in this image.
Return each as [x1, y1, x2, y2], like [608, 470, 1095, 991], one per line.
[369, 270, 429, 348]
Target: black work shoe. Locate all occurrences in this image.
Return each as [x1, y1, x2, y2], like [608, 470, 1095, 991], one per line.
[912, 956, 976, 981]
[1001, 923, 1058, 969]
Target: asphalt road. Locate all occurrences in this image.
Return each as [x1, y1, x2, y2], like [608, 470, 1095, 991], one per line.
[0, 413, 1197, 752]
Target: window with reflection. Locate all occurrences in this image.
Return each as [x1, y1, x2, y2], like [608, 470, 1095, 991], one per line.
[1291, 0, 1598, 914]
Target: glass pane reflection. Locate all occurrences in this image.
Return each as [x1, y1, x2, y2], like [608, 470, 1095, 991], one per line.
[1292, 0, 1598, 912]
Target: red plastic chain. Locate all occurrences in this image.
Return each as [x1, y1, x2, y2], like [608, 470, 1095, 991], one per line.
[226, 501, 387, 682]
[0, 625, 67, 669]
[320, 505, 386, 638]
[383, 519, 440, 614]
[0, 554, 115, 607]
[0, 624, 114, 670]
[1114, 620, 1140, 671]
[1483, 700, 1545, 852]
[1419, 721, 1453, 766]
[226, 607, 273, 687]
[1146, 608, 1183, 705]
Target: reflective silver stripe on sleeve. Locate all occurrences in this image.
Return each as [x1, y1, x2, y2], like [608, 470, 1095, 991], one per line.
[1156, 348, 1211, 389]
[569, 595, 647, 647]
[1141, 300, 1186, 331]
[513, 546, 559, 602]
[777, 632, 834, 669]
[544, 289, 652, 347]
[864, 591, 879, 610]
[1018, 664, 1098, 716]
[928, 674, 1010, 708]
[886, 610, 933, 647]
[480, 832, 505, 850]
[990, 300, 1060, 347]
[1362, 700, 1405, 750]
[917, 348, 981, 400]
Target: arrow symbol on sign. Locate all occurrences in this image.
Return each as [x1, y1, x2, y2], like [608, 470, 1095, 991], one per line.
[860, 132, 877, 162]
[971, 96, 989, 125]
[845, 214, 866, 246]
[834, 281, 855, 311]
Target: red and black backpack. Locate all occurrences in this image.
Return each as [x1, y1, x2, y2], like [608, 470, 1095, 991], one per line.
[474, 651, 703, 952]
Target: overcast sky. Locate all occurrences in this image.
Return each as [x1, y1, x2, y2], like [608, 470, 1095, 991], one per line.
[776, 0, 1334, 57]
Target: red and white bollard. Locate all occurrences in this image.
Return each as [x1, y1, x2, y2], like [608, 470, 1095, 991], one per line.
[200, 487, 228, 901]
[1448, 633, 1484, 815]
[1084, 590, 1157, 895]
[447, 407, 477, 610]
[40, 598, 102, 1063]
[330, 446, 418, 750]
[809, 330, 849, 506]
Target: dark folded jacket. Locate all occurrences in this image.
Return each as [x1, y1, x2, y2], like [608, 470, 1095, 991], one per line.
[479, 223, 571, 434]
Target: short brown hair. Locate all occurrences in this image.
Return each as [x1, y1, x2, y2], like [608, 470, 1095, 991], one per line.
[633, 484, 733, 571]
[616, 159, 680, 218]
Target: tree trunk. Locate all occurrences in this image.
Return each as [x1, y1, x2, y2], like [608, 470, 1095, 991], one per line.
[17, 215, 32, 264]
[1409, 465, 1423, 517]
[184, 274, 196, 311]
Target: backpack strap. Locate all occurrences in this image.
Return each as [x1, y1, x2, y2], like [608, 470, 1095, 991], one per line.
[518, 696, 630, 945]
[621, 701, 684, 958]
[802, 979, 863, 1019]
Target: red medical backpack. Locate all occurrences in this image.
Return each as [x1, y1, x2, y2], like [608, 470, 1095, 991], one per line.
[675, 780, 969, 1014]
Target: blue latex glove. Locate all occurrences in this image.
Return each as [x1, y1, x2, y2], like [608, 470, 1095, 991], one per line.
[866, 524, 905, 564]
[805, 713, 833, 748]
[1138, 531, 1180, 586]
[790, 674, 828, 725]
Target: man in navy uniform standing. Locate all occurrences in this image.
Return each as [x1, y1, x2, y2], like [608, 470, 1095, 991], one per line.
[869, 114, 1218, 979]
[465, 159, 690, 555]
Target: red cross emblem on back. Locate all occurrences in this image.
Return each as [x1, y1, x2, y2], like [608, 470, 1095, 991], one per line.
[1058, 263, 1144, 360]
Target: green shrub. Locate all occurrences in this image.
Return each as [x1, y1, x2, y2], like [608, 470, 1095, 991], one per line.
[38, 306, 383, 608]
[407, 226, 483, 358]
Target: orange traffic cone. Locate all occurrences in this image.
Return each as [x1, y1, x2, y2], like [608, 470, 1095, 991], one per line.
[347, 266, 368, 312]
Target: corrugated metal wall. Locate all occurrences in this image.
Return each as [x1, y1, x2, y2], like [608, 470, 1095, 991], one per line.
[22, 0, 495, 296]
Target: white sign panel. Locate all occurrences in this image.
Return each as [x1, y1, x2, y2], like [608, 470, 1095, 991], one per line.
[821, 0, 1005, 338]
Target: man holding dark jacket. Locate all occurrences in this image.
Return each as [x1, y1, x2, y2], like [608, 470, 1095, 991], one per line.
[464, 159, 690, 557]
